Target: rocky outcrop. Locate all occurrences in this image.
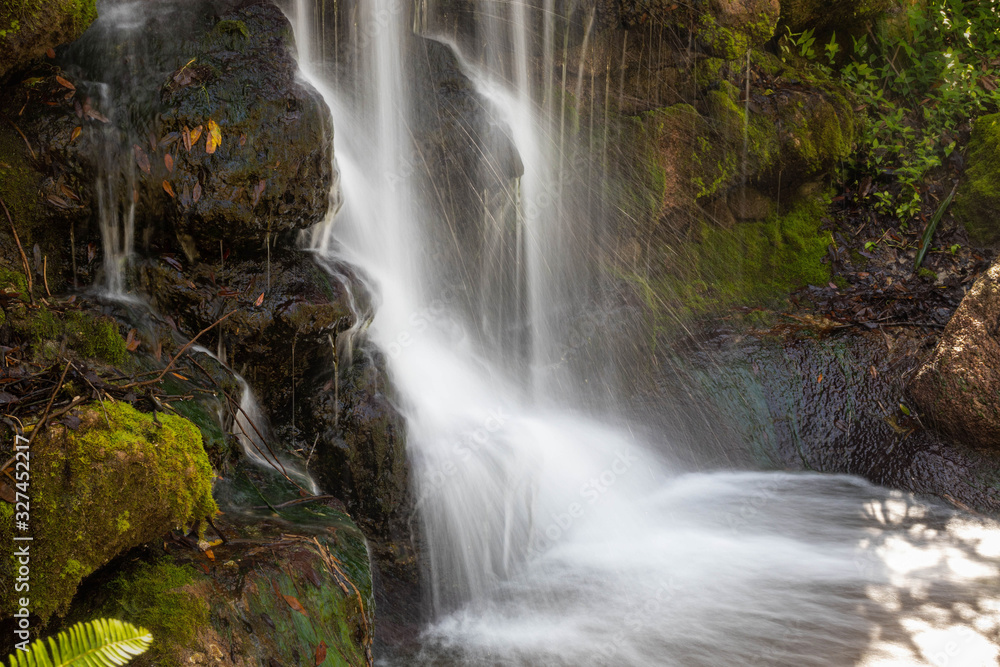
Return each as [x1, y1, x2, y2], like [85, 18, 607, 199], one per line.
[0, 0, 333, 291]
[64, 506, 374, 666]
[910, 261, 1000, 449]
[779, 0, 895, 36]
[0, 0, 97, 79]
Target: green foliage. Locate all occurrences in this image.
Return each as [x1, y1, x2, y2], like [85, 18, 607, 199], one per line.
[5, 618, 151, 667]
[842, 1, 1000, 220]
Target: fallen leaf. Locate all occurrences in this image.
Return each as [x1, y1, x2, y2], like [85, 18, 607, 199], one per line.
[204, 549, 215, 561]
[314, 642, 327, 666]
[190, 125, 203, 144]
[134, 145, 151, 174]
[46, 48, 55, 59]
[193, 181, 202, 203]
[182, 126, 193, 152]
[254, 292, 264, 307]
[165, 153, 173, 172]
[0, 480, 14, 503]
[125, 328, 140, 352]
[206, 119, 222, 154]
[87, 242, 97, 263]
[55, 75, 75, 90]
[282, 595, 308, 616]
[162, 180, 176, 198]
[59, 413, 81, 430]
[0, 391, 19, 405]
[239, 133, 247, 146]
[899, 403, 911, 416]
[70, 126, 81, 142]
[170, 372, 188, 380]
[252, 179, 266, 207]
[816, 373, 823, 383]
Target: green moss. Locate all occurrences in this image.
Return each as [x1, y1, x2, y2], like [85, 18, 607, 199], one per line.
[63, 311, 128, 365]
[654, 194, 834, 318]
[917, 267, 937, 282]
[695, 57, 726, 90]
[697, 13, 750, 61]
[19, 401, 217, 622]
[9, 306, 129, 365]
[99, 559, 209, 667]
[954, 113, 1000, 247]
[780, 94, 854, 172]
[0, 265, 29, 300]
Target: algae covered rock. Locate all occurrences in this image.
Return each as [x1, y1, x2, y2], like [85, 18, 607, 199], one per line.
[67, 505, 374, 667]
[1, 401, 217, 622]
[910, 260, 1000, 449]
[0, 0, 97, 78]
[953, 112, 1000, 248]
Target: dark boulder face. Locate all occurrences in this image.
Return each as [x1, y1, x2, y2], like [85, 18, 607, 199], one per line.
[0, 0, 98, 79]
[910, 261, 1000, 450]
[28, 0, 334, 262]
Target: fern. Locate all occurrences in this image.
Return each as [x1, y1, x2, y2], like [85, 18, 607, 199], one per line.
[6, 618, 152, 667]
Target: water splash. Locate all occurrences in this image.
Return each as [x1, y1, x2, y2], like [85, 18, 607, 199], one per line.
[284, 1, 1000, 663]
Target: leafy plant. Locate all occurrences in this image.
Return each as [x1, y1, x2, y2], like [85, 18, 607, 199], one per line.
[6, 618, 152, 667]
[841, 0, 1000, 221]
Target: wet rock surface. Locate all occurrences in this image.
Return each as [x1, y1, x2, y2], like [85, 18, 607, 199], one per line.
[0, 0, 97, 79]
[654, 325, 1000, 515]
[910, 261, 1000, 450]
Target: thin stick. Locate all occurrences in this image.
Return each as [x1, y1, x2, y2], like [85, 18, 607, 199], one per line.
[251, 494, 338, 511]
[42, 255, 51, 297]
[0, 196, 33, 300]
[4, 117, 36, 161]
[120, 310, 235, 389]
[28, 360, 72, 444]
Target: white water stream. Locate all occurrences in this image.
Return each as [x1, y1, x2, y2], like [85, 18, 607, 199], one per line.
[284, 1, 1000, 664]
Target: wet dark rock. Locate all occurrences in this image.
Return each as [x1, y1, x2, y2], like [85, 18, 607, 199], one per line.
[653, 326, 1000, 515]
[307, 344, 412, 571]
[910, 261, 1000, 449]
[7, 0, 333, 269]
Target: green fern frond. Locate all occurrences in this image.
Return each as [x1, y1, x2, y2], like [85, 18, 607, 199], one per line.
[6, 618, 153, 667]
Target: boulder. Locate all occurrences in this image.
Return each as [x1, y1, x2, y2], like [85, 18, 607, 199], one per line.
[910, 261, 1000, 449]
[780, 0, 895, 36]
[0, 401, 217, 622]
[64, 504, 374, 666]
[0, 0, 97, 79]
[4, 0, 333, 272]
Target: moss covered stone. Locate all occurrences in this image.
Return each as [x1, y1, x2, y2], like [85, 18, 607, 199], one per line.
[5, 304, 128, 366]
[954, 113, 1000, 247]
[649, 194, 834, 319]
[8, 401, 217, 622]
[0, 0, 98, 77]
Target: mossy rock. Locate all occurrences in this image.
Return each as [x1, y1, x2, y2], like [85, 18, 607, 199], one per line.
[954, 113, 1000, 248]
[4, 302, 129, 366]
[0, 0, 97, 78]
[66, 507, 374, 667]
[626, 193, 833, 322]
[1, 401, 217, 622]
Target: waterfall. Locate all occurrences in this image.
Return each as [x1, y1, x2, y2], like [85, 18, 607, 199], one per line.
[285, 1, 1000, 664]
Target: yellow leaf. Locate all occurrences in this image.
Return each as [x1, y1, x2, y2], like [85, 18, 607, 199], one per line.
[206, 119, 222, 154]
[162, 180, 175, 198]
[70, 126, 81, 142]
[170, 372, 187, 380]
[190, 125, 203, 144]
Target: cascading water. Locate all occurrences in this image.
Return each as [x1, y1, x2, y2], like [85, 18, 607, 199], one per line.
[287, 1, 1000, 664]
